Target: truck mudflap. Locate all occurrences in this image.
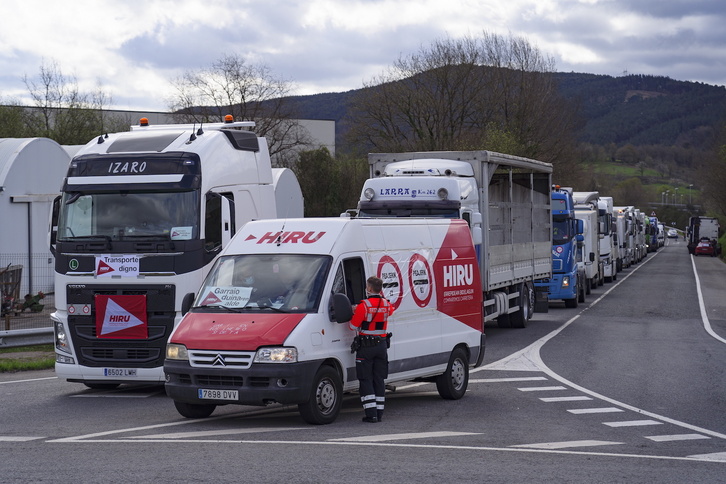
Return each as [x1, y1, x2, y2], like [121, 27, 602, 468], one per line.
[164, 358, 325, 406]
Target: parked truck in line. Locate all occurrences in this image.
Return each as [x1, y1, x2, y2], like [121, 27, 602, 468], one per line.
[355, 150, 553, 327]
[574, 201, 601, 292]
[687, 216, 721, 256]
[164, 217, 485, 424]
[51, 117, 304, 388]
[534, 186, 585, 308]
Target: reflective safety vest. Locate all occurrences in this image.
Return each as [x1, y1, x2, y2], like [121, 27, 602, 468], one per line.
[355, 296, 394, 336]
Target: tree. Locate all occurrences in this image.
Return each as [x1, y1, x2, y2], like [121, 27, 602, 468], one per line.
[0, 100, 28, 137]
[347, 32, 582, 183]
[22, 60, 121, 144]
[168, 53, 312, 165]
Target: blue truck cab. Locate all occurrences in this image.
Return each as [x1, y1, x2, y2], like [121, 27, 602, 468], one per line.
[535, 186, 585, 308]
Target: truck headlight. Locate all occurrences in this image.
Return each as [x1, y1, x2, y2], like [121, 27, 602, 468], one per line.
[166, 344, 189, 361]
[54, 320, 71, 354]
[254, 347, 297, 363]
[561, 276, 570, 288]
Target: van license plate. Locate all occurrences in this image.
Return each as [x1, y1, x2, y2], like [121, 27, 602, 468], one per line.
[103, 368, 137, 377]
[198, 389, 239, 401]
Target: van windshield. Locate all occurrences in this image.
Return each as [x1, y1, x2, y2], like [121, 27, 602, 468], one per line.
[194, 254, 333, 313]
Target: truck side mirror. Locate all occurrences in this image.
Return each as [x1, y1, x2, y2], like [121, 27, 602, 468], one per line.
[575, 234, 584, 243]
[589, 253, 596, 262]
[181, 293, 195, 315]
[49, 195, 61, 256]
[331, 293, 353, 324]
[576, 219, 584, 235]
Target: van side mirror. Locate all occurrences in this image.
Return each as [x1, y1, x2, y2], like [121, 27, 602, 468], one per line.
[181, 293, 195, 315]
[331, 293, 353, 324]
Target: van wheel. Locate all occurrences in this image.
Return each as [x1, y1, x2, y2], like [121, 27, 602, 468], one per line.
[174, 400, 216, 419]
[298, 365, 342, 425]
[436, 348, 469, 400]
[510, 283, 531, 328]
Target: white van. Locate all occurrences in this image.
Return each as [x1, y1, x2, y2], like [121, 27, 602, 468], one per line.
[164, 217, 485, 424]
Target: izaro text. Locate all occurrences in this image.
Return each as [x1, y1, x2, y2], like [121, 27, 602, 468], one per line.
[108, 161, 147, 174]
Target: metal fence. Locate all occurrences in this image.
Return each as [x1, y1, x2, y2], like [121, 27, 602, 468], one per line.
[1, 253, 55, 331]
[0, 252, 55, 296]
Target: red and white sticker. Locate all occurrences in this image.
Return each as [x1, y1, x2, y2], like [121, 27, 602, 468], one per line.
[95, 255, 141, 277]
[95, 295, 148, 339]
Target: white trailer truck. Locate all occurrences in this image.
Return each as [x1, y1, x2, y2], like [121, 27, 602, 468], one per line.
[51, 118, 304, 388]
[574, 203, 601, 292]
[356, 150, 552, 327]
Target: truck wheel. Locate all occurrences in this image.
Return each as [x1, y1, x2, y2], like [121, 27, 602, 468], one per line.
[509, 283, 531, 328]
[564, 296, 578, 308]
[585, 279, 592, 295]
[578, 281, 586, 303]
[174, 400, 216, 419]
[436, 348, 469, 400]
[298, 365, 342, 425]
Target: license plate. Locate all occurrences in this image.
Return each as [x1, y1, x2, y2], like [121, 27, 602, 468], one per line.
[103, 368, 138, 377]
[198, 389, 239, 401]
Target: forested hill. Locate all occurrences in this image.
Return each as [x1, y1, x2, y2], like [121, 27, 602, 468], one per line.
[286, 73, 726, 151]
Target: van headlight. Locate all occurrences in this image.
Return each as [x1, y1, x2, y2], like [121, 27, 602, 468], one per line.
[166, 344, 189, 361]
[254, 347, 297, 363]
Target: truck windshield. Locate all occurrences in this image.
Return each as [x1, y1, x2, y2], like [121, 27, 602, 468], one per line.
[57, 190, 199, 241]
[194, 254, 332, 313]
[552, 216, 573, 245]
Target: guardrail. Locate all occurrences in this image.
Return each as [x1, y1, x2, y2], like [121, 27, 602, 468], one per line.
[0, 328, 54, 349]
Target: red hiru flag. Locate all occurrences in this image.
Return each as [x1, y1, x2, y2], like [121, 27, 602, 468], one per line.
[95, 295, 148, 339]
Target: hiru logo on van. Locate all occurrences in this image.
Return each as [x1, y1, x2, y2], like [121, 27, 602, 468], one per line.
[442, 263, 474, 287]
[245, 231, 326, 244]
[107, 161, 147, 174]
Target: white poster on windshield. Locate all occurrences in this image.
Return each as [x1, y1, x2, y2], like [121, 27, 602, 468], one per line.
[95, 255, 141, 277]
[199, 286, 253, 307]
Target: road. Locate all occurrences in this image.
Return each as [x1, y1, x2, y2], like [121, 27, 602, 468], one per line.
[1, 237, 724, 483]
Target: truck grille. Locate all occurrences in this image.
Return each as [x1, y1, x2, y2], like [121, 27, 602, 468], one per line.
[189, 350, 255, 369]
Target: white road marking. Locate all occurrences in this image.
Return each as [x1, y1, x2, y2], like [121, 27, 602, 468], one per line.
[540, 396, 593, 402]
[517, 386, 567, 392]
[479, 253, 726, 440]
[131, 427, 308, 439]
[645, 434, 710, 442]
[0, 436, 45, 441]
[604, 420, 663, 428]
[470, 377, 548, 383]
[687, 452, 726, 462]
[567, 407, 624, 414]
[690, 255, 726, 345]
[329, 431, 481, 442]
[511, 440, 623, 449]
[0, 376, 57, 385]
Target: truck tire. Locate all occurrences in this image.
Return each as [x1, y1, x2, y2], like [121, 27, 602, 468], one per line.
[564, 296, 578, 308]
[298, 365, 342, 425]
[509, 283, 531, 328]
[174, 400, 216, 419]
[578, 280, 586, 303]
[436, 348, 469, 400]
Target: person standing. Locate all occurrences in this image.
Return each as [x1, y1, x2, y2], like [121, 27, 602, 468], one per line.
[349, 276, 394, 423]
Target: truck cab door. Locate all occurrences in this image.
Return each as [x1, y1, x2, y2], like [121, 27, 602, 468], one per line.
[204, 192, 235, 264]
[49, 195, 61, 256]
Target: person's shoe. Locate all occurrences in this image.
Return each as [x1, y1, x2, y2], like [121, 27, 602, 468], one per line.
[362, 416, 378, 423]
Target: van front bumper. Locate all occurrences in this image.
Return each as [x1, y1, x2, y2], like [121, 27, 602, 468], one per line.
[164, 359, 323, 406]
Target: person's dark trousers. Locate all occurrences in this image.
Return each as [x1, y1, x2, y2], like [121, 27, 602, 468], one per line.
[356, 339, 388, 421]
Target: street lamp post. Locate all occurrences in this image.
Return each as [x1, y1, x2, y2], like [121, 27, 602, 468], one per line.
[689, 184, 693, 205]
[675, 187, 679, 206]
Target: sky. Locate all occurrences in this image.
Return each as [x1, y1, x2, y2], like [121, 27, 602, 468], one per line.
[0, 0, 724, 112]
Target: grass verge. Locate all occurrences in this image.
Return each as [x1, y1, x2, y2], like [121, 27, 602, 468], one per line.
[0, 344, 55, 372]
